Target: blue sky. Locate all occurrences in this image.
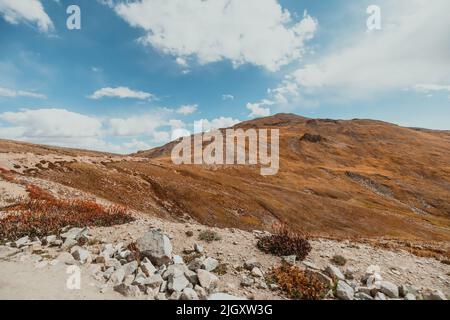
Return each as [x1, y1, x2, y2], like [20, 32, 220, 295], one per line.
[0, 0, 449, 153]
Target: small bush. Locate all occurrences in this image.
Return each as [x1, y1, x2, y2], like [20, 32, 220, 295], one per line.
[198, 230, 221, 243]
[257, 227, 311, 261]
[331, 255, 347, 266]
[214, 263, 228, 276]
[183, 252, 202, 264]
[185, 230, 194, 237]
[0, 184, 134, 241]
[267, 263, 328, 300]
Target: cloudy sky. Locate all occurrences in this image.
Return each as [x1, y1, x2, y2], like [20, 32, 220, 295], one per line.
[0, 0, 449, 153]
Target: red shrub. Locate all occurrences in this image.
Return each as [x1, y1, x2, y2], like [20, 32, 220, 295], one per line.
[257, 226, 312, 261]
[0, 167, 15, 182]
[268, 263, 328, 300]
[0, 184, 134, 241]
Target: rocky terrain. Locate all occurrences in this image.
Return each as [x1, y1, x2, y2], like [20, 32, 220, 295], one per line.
[0, 216, 448, 300]
[0, 113, 449, 300]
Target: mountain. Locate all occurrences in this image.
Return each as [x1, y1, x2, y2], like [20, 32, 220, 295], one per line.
[1, 113, 449, 242]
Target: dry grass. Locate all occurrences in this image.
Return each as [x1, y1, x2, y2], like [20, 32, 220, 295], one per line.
[331, 255, 347, 266]
[0, 167, 15, 182]
[0, 184, 134, 241]
[267, 263, 328, 300]
[257, 226, 312, 261]
[198, 230, 222, 243]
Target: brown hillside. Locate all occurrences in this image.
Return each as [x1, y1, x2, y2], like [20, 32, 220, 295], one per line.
[1, 113, 450, 242]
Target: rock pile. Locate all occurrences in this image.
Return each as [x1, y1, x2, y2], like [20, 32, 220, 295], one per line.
[0, 227, 447, 301]
[301, 262, 448, 300]
[92, 229, 241, 300]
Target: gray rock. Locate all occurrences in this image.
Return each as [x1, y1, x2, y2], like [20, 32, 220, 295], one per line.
[132, 272, 148, 286]
[251, 267, 264, 278]
[375, 292, 387, 300]
[405, 293, 416, 300]
[0, 246, 19, 259]
[256, 279, 268, 290]
[14, 236, 30, 248]
[71, 247, 91, 264]
[201, 257, 219, 272]
[56, 252, 77, 265]
[114, 284, 142, 297]
[194, 285, 207, 299]
[302, 261, 319, 270]
[188, 258, 204, 271]
[281, 255, 297, 265]
[181, 287, 199, 300]
[194, 243, 204, 253]
[122, 261, 139, 276]
[168, 291, 182, 300]
[123, 275, 135, 286]
[53, 239, 63, 247]
[136, 230, 172, 266]
[379, 281, 399, 298]
[208, 293, 246, 300]
[244, 258, 261, 270]
[103, 267, 115, 280]
[325, 265, 345, 282]
[422, 289, 446, 300]
[363, 265, 381, 282]
[110, 268, 126, 285]
[100, 244, 116, 258]
[45, 235, 57, 245]
[61, 238, 78, 251]
[344, 267, 356, 280]
[336, 280, 354, 300]
[141, 258, 157, 276]
[160, 280, 168, 292]
[355, 292, 373, 300]
[185, 269, 199, 284]
[155, 293, 167, 300]
[104, 258, 121, 269]
[197, 269, 218, 291]
[355, 286, 372, 296]
[118, 250, 132, 260]
[173, 255, 184, 264]
[168, 273, 190, 292]
[146, 274, 164, 289]
[366, 273, 383, 288]
[240, 275, 255, 287]
[163, 264, 187, 280]
[61, 227, 85, 240]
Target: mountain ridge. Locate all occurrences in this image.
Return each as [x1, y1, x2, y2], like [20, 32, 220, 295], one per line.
[1, 113, 449, 242]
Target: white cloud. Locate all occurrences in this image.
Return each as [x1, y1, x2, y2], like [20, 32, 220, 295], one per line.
[89, 86, 155, 100]
[0, 0, 54, 32]
[0, 108, 102, 138]
[222, 94, 234, 101]
[175, 57, 188, 67]
[414, 84, 450, 93]
[246, 100, 272, 118]
[176, 104, 198, 115]
[0, 86, 46, 99]
[0, 108, 180, 154]
[198, 117, 240, 131]
[114, 0, 317, 71]
[247, 0, 450, 110]
[108, 114, 166, 136]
